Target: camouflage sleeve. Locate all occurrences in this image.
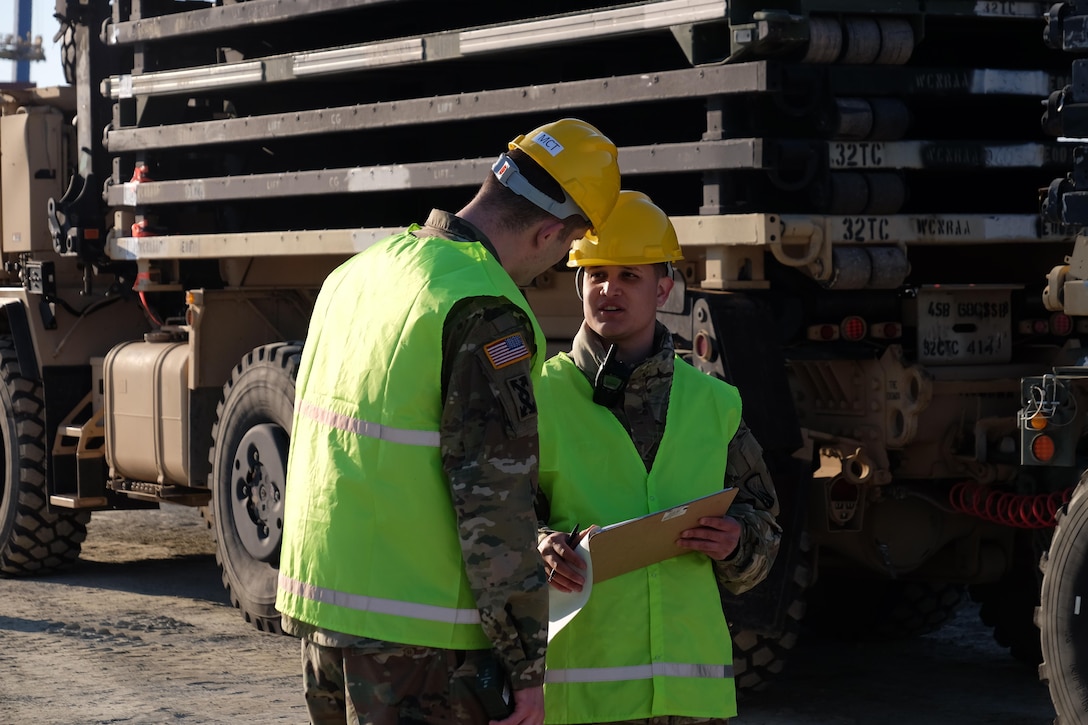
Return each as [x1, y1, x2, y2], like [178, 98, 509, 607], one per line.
[440, 296, 548, 689]
[714, 418, 783, 595]
[535, 487, 555, 543]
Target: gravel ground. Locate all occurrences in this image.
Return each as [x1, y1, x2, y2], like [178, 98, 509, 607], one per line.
[0, 505, 1057, 725]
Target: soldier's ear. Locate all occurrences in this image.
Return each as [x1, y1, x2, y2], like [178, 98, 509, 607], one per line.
[656, 274, 675, 308]
[533, 218, 566, 251]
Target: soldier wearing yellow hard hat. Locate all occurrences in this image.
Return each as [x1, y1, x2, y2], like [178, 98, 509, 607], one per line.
[277, 118, 621, 724]
[535, 190, 782, 724]
[567, 190, 683, 302]
[496, 118, 621, 233]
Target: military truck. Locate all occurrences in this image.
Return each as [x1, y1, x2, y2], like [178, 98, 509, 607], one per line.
[0, 0, 1077, 706]
[1024, 1, 1088, 722]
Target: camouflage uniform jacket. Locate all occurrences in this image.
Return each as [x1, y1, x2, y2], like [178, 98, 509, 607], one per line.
[537, 321, 781, 594]
[283, 209, 548, 688]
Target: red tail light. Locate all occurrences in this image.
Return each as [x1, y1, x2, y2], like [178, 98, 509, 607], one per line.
[1050, 313, 1073, 336]
[840, 316, 867, 342]
[807, 324, 840, 341]
[870, 321, 902, 339]
[1031, 434, 1056, 462]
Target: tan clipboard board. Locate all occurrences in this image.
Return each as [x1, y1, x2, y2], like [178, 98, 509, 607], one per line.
[587, 487, 738, 584]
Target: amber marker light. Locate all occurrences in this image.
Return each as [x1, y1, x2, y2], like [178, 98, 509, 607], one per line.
[1030, 413, 1048, 430]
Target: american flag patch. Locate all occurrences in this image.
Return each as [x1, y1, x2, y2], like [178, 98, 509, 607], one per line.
[484, 333, 531, 369]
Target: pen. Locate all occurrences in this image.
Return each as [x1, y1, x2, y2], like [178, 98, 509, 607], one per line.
[547, 522, 581, 583]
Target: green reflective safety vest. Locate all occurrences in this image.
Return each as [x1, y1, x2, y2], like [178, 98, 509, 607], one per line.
[276, 227, 545, 650]
[537, 352, 742, 723]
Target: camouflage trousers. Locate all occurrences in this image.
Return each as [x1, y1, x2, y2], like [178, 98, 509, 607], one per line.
[301, 639, 496, 725]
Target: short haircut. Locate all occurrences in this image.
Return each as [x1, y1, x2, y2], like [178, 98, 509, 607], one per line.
[476, 148, 575, 233]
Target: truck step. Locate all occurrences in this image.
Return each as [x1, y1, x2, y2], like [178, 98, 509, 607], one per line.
[49, 494, 109, 509]
[110, 479, 211, 507]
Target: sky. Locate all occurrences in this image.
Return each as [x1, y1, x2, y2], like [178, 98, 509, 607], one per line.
[0, 0, 67, 87]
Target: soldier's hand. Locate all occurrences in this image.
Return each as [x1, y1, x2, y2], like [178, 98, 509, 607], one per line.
[537, 528, 593, 593]
[492, 684, 544, 725]
[677, 515, 742, 560]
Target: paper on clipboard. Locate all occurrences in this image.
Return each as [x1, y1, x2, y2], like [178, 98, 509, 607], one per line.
[588, 487, 738, 583]
[548, 538, 593, 642]
[547, 488, 737, 640]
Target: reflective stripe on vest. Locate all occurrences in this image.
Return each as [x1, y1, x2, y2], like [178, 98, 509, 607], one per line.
[297, 400, 440, 447]
[546, 662, 734, 684]
[536, 353, 742, 721]
[276, 230, 547, 651]
[278, 573, 481, 625]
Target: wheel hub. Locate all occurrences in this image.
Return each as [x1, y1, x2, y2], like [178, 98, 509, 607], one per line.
[230, 423, 288, 562]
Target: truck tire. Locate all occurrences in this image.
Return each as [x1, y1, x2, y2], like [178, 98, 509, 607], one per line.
[61, 25, 76, 86]
[974, 585, 1042, 666]
[208, 342, 301, 634]
[1039, 473, 1088, 724]
[732, 571, 808, 693]
[970, 532, 1043, 666]
[0, 337, 88, 574]
[732, 539, 812, 694]
[806, 576, 964, 640]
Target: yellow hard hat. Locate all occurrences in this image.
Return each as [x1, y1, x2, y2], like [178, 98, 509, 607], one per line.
[567, 191, 683, 267]
[506, 118, 620, 230]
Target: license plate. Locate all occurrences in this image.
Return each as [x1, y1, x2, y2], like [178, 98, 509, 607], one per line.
[915, 286, 1013, 365]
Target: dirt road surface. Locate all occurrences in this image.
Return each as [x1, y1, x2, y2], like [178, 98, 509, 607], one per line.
[0, 505, 1057, 725]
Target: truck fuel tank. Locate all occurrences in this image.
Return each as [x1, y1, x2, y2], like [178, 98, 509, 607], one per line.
[103, 338, 189, 487]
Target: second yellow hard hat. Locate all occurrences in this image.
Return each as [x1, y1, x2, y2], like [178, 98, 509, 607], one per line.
[567, 190, 683, 267]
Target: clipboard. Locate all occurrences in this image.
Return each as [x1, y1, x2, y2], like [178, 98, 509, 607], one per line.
[587, 487, 738, 583]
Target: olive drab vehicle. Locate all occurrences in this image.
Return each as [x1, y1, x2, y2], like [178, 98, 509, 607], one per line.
[0, 0, 1080, 717]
